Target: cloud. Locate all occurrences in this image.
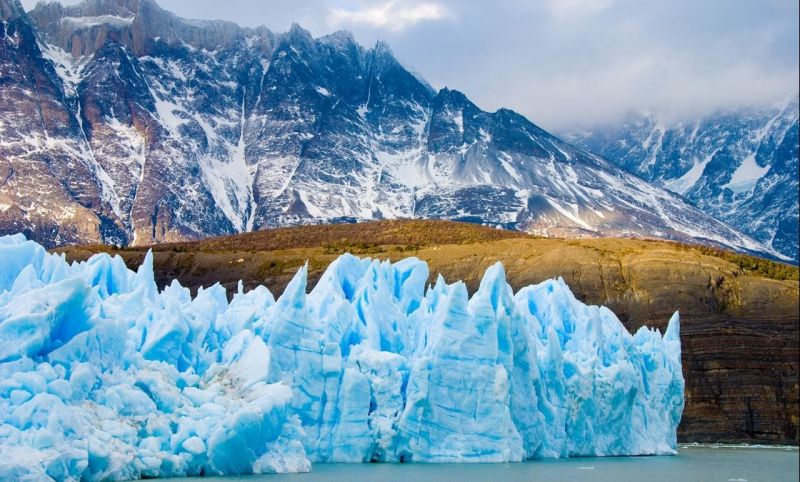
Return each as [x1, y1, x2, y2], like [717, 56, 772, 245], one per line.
[544, 0, 614, 18]
[502, 54, 799, 129]
[327, 0, 448, 32]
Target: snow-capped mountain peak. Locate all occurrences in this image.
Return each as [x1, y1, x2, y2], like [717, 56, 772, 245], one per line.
[0, 0, 788, 261]
[565, 96, 799, 262]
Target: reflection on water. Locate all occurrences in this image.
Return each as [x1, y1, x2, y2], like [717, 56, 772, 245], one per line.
[163, 446, 799, 482]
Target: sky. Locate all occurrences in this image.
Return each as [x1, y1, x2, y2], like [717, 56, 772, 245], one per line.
[21, 0, 800, 130]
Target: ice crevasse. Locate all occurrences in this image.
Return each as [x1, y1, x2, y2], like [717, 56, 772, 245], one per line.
[0, 234, 684, 480]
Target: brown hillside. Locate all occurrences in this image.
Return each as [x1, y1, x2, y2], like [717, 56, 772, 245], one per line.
[56, 219, 800, 445]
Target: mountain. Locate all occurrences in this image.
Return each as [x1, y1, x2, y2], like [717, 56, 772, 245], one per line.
[564, 99, 799, 262]
[0, 0, 784, 260]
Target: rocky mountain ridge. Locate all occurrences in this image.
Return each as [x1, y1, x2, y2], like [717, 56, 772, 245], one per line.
[565, 99, 799, 262]
[0, 0, 785, 260]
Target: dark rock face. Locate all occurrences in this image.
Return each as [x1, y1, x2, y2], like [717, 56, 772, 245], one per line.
[677, 314, 798, 443]
[0, 0, 785, 261]
[0, 2, 107, 246]
[564, 102, 800, 263]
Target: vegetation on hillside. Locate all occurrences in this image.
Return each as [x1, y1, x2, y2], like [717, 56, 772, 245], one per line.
[56, 220, 797, 283]
[150, 219, 528, 253]
[676, 243, 799, 281]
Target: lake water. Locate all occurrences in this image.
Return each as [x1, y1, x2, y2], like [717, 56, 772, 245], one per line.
[165, 446, 799, 482]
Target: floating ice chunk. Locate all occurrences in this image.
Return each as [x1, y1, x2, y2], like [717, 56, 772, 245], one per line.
[0, 234, 684, 480]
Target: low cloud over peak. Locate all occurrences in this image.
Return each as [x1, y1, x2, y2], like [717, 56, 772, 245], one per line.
[327, 0, 449, 32]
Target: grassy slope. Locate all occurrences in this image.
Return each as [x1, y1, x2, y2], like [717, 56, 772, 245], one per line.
[58, 219, 797, 293]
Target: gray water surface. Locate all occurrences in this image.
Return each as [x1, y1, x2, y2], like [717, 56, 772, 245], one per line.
[166, 446, 799, 482]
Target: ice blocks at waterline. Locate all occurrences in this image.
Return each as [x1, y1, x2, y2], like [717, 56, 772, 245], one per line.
[0, 234, 684, 480]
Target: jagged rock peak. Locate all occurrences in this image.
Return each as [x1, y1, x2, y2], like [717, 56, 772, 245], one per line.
[277, 22, 314, 50]
[319, 29, 356, 48]
[286, 22, 311, 38]
[368, 38, 404, 71]
[29, 0, 252, 56]
[50, 0, 156, 17]
[373, 39, 393, 54]
[435, 87, 472, 106]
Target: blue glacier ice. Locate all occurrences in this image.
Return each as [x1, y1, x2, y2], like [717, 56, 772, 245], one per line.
[0, 234, 684, 480]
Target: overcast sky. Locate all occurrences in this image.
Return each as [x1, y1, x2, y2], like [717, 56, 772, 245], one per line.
[21, 0, 799, 130]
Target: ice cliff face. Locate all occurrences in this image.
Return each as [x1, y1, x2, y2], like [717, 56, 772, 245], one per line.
[0, 0, 782, 260]
[0, 234, 684, 480]
[564, 99, 800, 262]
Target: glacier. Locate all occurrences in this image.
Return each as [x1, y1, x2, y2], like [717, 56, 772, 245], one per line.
[0, 234, 684, 480]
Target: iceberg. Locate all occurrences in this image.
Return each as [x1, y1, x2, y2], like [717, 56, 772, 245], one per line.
[0, 234, 684, 480]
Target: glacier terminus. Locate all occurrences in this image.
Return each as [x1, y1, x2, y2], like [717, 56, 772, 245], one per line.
[0, 234, 684, 480]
